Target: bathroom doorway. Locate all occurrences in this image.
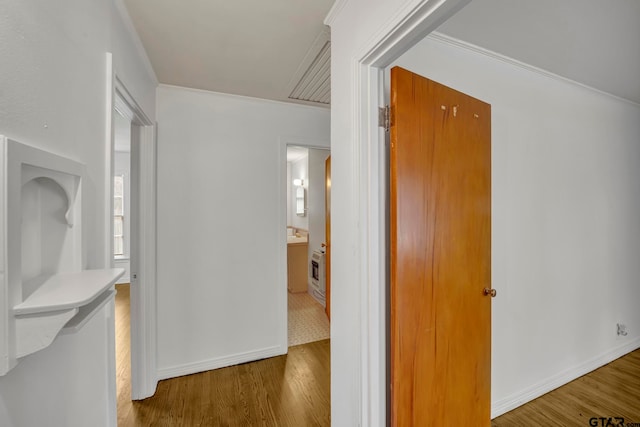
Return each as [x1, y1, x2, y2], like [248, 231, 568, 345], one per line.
[285, 145, 331, 347]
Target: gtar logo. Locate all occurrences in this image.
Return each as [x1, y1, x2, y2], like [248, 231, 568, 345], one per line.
[589, 417, 625, 427]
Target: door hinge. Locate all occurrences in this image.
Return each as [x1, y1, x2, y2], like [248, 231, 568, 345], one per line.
[378, 105, 390, 132]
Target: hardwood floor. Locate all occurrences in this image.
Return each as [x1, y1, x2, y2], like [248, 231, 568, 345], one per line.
[115, 284, 330, 427]
[116, 283, 638, 426]
[492, 349, 640, 426]
[115, 284, 132, 425]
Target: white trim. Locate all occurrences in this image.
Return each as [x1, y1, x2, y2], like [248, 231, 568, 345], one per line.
[157, 345, 283, 380]
[130, 122, 158, 400]
[324, 0, 348, 26]
[131, 121, 157, 399]
[491, 338, 640, 418]
[113, 0, 159, 86]
[107, 63, 158, 401]
[336, 1, 471, 426]
[427, 32, 640, 108]
[158, 84, 329, 112]
[277, 140, 289, 354]
[356, 64, 388, 427]
[104, 54, 116, 426]
[277, 136, 331, 355]
[105, 53, 116, 270]
[356, 0, 470, 67]
[115, 76, 153, 125]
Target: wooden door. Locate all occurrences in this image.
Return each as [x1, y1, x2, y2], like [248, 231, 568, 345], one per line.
[389, 66, 492, 426]
[324, 156, 331, 320]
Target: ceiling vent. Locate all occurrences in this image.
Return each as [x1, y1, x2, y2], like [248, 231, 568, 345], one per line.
[288, 40, 330, 105]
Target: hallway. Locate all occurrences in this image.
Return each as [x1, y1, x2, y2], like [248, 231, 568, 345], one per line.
[116, 285, 639, 426]
[115, 284, 330, 426]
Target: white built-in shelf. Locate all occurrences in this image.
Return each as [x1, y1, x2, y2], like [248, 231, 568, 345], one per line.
[14, 269, 125, 316]
[61, 289, 116, 334]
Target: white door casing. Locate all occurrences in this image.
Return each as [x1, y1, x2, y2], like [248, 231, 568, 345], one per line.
[106, 52, 158, 405]
[324, 1, 470, 425]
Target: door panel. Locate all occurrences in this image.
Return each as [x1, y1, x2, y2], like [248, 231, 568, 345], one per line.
[390, 66, 492, 426]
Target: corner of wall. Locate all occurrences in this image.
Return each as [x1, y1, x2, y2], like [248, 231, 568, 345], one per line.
[112, 0, 158, 86]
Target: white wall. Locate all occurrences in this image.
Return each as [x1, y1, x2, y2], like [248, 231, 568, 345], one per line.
[155, 85, 329, 378]
[0, 303, 115, 426]
[307, 148, 330, 293]
[0, 0, 156, 425]
[390, 34, 640, 415]
[290, 155, 309, 230]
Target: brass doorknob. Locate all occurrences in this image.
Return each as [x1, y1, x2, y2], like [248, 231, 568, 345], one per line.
[483, 288, 497, 298]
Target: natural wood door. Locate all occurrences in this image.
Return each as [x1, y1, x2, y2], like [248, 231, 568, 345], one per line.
[390, 66, 492, 426]
[324, 156, 331, 321]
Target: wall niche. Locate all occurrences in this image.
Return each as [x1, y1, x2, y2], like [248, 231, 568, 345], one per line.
[0, 136, 124, 375]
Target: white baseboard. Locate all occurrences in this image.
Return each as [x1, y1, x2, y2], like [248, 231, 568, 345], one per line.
[491, 337, 640, 418]
[156, 345, 286, 381]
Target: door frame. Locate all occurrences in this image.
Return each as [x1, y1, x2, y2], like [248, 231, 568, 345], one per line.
[105, 53, 158, 402]
[277, 137, 330, 352]
[340, 1, 473, 425]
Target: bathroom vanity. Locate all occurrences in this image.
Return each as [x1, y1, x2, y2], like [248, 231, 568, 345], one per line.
[287, 229, 308, 293]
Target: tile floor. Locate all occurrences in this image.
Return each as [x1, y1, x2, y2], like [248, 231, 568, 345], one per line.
[288, 291, 330, 347]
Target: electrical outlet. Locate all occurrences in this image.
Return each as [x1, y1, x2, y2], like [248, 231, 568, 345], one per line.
[617, 323, 628, 337]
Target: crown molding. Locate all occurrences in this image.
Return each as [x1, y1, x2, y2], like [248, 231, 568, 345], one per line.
[324, 0, 349, 26]
[428, 31, 640, 108]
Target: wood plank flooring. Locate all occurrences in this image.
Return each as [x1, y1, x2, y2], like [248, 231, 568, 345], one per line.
[115, 284, 330, 427]
[115, 284, 132, 425]
[116, 283, 639, 426]
[492, 349, 640, 426]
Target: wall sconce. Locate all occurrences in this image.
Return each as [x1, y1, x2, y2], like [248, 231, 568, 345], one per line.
[294, 179, 306, 216]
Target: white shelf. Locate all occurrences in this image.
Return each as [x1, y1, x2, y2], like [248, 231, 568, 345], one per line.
[61, 289, 116, 334]
[14, 269, 125, 316]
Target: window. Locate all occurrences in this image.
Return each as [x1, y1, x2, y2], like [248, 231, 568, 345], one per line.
[114, 175, 125, 256]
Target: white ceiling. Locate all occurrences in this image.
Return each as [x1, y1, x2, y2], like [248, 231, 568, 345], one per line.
[122, 0, 640, 106]
[436, 0, 640, 104]
[122, 0, 334, 105]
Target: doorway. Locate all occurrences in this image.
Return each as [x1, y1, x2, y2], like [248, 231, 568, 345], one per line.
[388, 66, 492, 425]
[112, 109, 133, 420]
[106, 61, 158, 406]
[326, 3, 479, 425]
[285, 145, 331, 347]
